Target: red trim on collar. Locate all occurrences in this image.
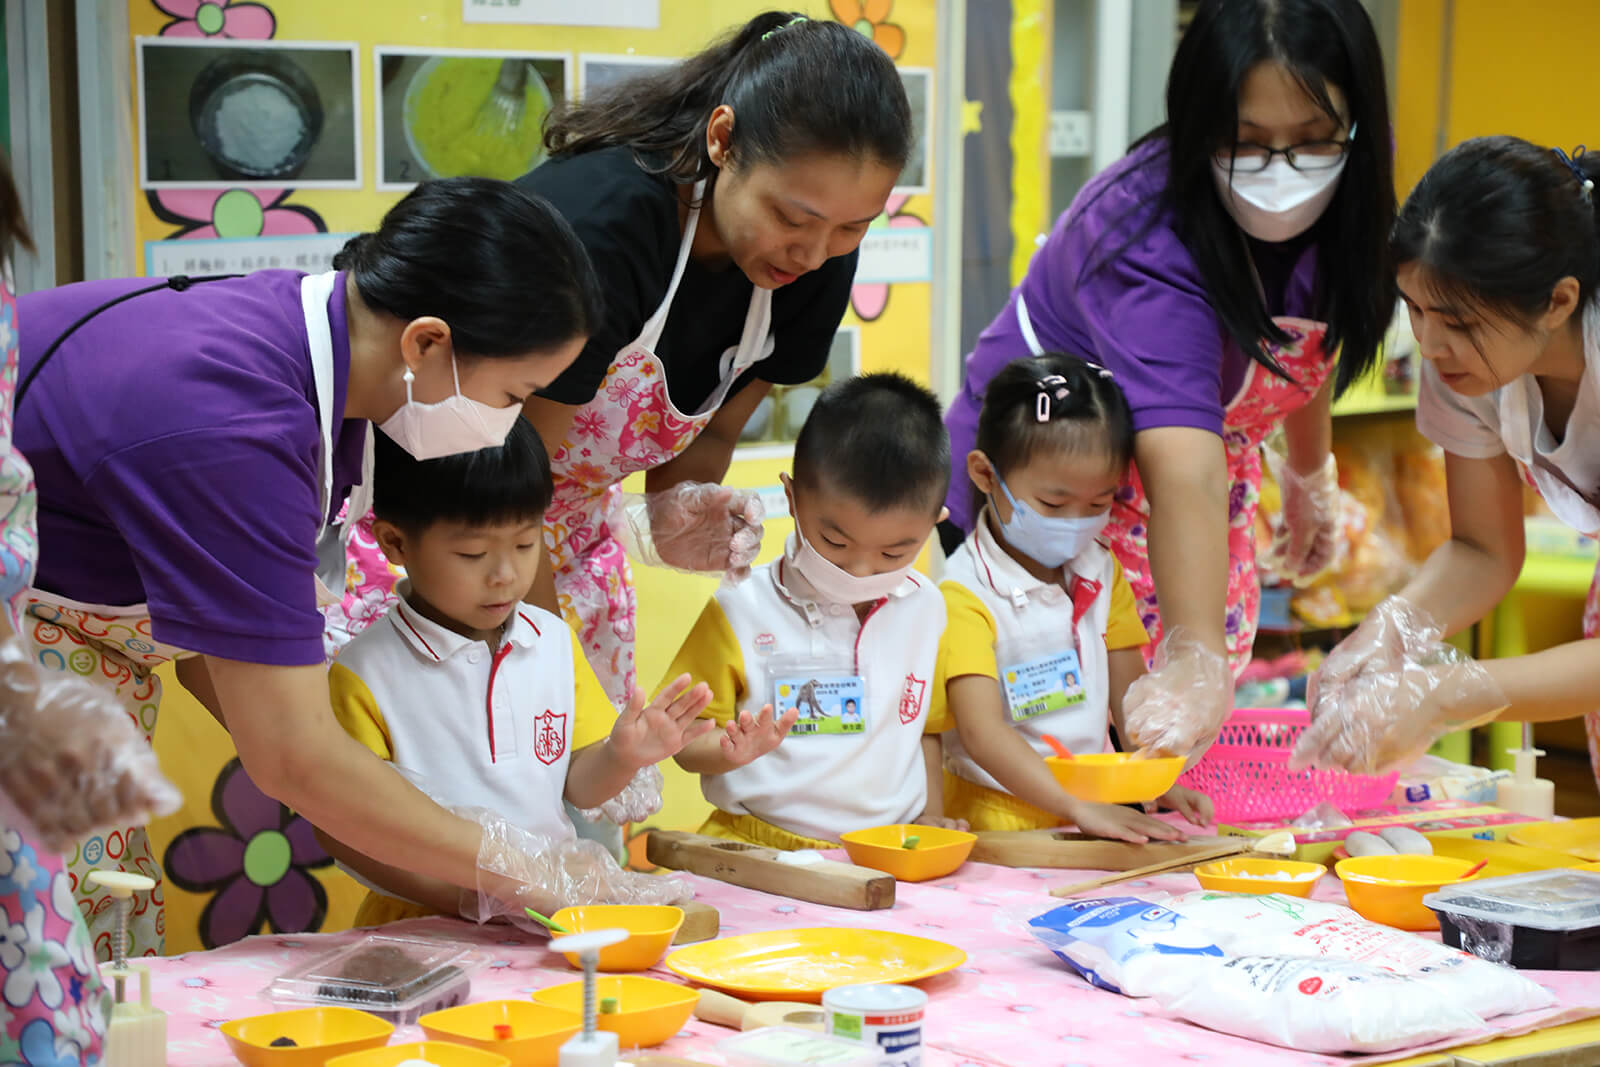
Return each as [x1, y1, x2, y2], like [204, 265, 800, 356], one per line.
[394, 609, 440, 662]
[517, 610, 541, 637]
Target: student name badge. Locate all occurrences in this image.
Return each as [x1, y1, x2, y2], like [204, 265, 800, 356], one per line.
[1001, 648, 1087, 722]
[772, 673, 868, 737]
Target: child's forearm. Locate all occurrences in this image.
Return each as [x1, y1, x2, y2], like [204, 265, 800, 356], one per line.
[564, 741, 646, 809]
[673, 726, 741, 775]
[1107, 647, 1147, 742]
[920, 735, 947, 817]
[948, 675, 1080, 822]
[313, 827, 466, 916]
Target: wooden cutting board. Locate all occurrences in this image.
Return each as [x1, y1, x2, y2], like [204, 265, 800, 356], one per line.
[646, 830, 895, 910]
[673, 900, 721, 944]
[970, 830, 1238, 870]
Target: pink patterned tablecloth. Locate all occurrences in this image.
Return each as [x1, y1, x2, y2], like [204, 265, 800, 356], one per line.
[145, 854, 1600, 1066]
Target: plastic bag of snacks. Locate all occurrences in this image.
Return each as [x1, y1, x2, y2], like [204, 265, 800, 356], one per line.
[1029, 894, 1552, 1054]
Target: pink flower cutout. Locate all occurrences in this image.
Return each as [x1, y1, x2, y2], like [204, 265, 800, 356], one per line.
[155, 0, 276, 39]
[147, 188, 326, 241]
[850, 194, 924, 322]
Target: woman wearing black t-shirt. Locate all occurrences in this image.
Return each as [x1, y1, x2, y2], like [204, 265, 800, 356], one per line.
[515, 12, 910, 724]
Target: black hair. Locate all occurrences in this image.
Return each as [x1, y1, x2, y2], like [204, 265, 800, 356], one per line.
[1128, 0, 1394, 395]
[0, 151, 32, 265]
[544, 12, 911, 184]
[333, 177, 602, 359]
[1392, 136, 1600, 336]
[792, 372, 950, 514]
[373, 417, 553, 534]
[972, 353, 1134, 514]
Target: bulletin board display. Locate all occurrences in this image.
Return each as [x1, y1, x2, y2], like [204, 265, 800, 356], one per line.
[127, 0, 939, 954]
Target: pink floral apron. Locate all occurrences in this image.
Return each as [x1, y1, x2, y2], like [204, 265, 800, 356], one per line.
[1017, 297, 1332, 676]
[547, 180, 774, 705]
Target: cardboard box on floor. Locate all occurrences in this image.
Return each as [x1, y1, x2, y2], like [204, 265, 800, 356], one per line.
[1220, 799, 1548, 863]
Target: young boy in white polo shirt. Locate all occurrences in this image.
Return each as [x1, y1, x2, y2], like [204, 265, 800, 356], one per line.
[321, 421, 712, 925]
[665, 373, 967, 849]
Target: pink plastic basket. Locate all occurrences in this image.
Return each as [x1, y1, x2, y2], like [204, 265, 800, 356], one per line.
[1176, 707, 1399, 824]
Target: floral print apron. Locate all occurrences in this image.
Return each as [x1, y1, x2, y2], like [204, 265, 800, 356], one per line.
[1017, 297, 1332, 676]
[546, 181, 774, 705]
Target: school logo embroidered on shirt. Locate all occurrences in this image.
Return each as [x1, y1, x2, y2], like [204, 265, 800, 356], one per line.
[533, 709, 568, 765]
[898, 674, 927, 725]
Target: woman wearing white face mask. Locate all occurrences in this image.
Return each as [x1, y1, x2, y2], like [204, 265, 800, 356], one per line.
[7, 178, 676, 958]
[942, 0, 1396, 763]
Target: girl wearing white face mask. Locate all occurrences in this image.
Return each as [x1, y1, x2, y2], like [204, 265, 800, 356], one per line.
[942, 354, 1213, 837]
[942, 0, 1396, 767]
[9, 179, 607, 956]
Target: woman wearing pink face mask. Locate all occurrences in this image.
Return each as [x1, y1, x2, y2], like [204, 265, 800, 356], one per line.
[941, 0, 1397, 764]
[5, 179, 680, 959]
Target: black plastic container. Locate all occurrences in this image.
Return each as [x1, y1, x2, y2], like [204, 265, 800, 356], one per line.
[1425, 869, 1600, 971]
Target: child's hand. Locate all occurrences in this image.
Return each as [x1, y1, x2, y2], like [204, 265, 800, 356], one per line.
[1069, 800, 1187, 844]
[719, 704, 798, 769]
[610, 674, 716, 770]
[913, 813, 970, 832]
[1150, 785, 1213, 828]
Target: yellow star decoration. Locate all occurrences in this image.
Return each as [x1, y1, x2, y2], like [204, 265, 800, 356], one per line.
[962, 99, 984, 135]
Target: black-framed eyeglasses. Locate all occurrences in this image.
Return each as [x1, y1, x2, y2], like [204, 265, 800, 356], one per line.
[1215, 122, 1359, 174]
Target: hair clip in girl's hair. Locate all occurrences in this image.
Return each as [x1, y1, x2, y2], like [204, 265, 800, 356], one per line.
[1085, 361, 1115, 380]
[1034, 374, 1071, 422]
[762, 14, 808, 40]
[1553, 145, 1593, 200]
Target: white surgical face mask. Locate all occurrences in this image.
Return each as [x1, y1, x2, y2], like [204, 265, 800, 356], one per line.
[1211, 156, 1346, 243]
[993, 475, 1110, 568]
[790, 524, 915, 604]
[379, 354, 523, 461]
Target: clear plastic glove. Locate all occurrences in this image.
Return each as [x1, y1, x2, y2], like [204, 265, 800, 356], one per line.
[1294, 618, 1508, 775]
[575, 763, 665, 827]
[0, 637, 181, 852]
[1265, 446, 1342, 585]
[467, 808, 692, 929]
[1121, 627, 1233, 760]
[618, 482, 764, 582]
[1303, 595, 1443, 719]
[576, 675, 714, 825]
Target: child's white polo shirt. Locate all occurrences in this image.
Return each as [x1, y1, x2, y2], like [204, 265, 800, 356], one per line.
[664, 540, 952, 843]
[940, 510, 1148, 793]
[329, 588, 615, 849]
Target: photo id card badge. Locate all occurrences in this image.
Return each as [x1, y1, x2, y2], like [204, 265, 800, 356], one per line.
[771, 669, 868, 737]
[1001, 648, 1087, 722]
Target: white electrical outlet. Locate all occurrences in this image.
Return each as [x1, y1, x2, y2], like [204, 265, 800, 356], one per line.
[1049, 110, 1092, 158]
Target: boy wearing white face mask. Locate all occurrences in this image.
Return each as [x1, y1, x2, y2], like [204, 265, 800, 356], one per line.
[666, 373, 966, 849]
[941, 354, 1214, 839]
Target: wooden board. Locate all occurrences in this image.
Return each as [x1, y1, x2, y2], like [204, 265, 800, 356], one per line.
[673, 900, 720, 945]
[970, 831, 1239, 870]
[646, 830, 895, 910]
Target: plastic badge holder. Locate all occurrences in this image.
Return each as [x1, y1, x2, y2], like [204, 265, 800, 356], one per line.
[267, 934, 487, 1025]
[1424, 869, 1600, 971]
[719, 1026, 879, 1067]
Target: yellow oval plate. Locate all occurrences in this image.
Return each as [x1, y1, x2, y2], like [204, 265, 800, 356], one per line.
[1508, 818, 1600, 862]
[664, 928, 965, 1002]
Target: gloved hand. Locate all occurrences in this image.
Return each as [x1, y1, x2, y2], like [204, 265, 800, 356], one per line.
[1294, 599, 1507, 774]
[0, 637, 181, 852]
[1121, 627, 1233, 760]
[575, 764, 665, 827]
[576, 676, 714, 826]
[467, 808, 692, 929]
[1265, 445, 1342, 585]
[619, 482, 764, 582]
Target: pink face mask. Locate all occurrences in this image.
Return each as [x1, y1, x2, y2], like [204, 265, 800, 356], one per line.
[790, 524, 914, 604]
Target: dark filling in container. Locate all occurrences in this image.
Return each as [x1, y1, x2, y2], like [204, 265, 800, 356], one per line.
[312, 944, 469, 1022]
[269, 1037, 298, 1047]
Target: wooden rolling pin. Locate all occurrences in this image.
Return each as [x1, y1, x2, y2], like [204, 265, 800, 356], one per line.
[694, 988, 826, 1032]
[1049, 832, 1295, 897]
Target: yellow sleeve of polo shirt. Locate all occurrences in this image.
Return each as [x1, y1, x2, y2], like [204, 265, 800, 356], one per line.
[328, 662, 393, 761]
[925, 624, 953, 735]
[939, 580, 1000, 681]
[569, 629, 618, 751]
[1105, 558, 1150, 651]
[662, 597, 746, 726]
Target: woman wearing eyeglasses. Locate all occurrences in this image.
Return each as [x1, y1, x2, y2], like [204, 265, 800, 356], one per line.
[941, 0, 1396, 761]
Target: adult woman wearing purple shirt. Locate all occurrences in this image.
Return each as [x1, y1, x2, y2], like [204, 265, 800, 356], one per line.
[942, 0, 1397, 760]
[7, 179, 677, 962]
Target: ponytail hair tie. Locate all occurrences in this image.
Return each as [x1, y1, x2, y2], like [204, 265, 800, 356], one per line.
[1034, 374, 1071, 422]
[1553, 145, 1594, 200]
[761, 14, 808, 41]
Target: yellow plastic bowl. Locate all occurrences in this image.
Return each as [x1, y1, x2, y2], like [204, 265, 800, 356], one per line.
[327, 1041, 510, 1067]
[531, 975, 697, 1049]
[221, 1006, 394, 1067]
[1193, 857, 1325, 897]
[839, 824, 977, 882]
[417, 1001, 580, 1067]
[1334, 854, 1484, 931]
[549, 905, 684, 972]
[1045, 753, 1186, 804]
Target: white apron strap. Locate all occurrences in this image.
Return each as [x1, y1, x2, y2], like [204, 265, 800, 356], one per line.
[1015, 292, 1045, 357]
[634, 180, 707, 353]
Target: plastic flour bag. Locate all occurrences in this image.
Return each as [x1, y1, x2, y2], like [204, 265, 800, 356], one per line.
[1029, 895, 1552, 1054]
